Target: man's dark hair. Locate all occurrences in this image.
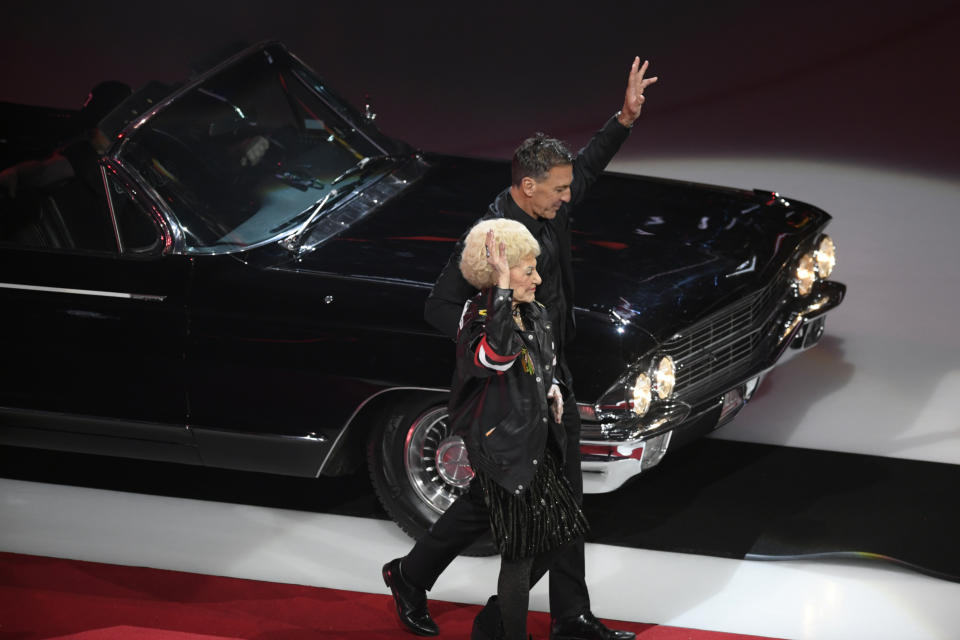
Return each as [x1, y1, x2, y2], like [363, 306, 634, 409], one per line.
[511, 133, 573, 185]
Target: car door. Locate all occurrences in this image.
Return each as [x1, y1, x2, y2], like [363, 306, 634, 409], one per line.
[0, 170, 193, 457]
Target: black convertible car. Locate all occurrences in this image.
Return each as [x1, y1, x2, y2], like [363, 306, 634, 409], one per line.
[0, 42, 844, 542]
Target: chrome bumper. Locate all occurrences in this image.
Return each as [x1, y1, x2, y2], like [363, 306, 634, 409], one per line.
[578, 280, 846, 494]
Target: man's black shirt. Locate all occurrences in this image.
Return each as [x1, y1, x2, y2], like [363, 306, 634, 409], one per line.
[500, 194, 568, 351]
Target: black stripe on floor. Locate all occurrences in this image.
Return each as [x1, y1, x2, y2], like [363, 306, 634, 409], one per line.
[3, 439, 958, 581]
[582, 439, 960, 582]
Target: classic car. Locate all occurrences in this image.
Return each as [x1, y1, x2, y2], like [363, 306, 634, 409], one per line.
[0, 41, 844, 546]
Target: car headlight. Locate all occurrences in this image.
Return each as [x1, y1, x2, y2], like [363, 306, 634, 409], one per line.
[652, 355, 675, 400]
[631, 373, 652, 416]
[593, 354, 681, 422]
[796, 252, 816, 296]
[815, 235, 836, 279]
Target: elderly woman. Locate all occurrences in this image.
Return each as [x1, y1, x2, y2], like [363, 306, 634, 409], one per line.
[451, 218, 588, 640]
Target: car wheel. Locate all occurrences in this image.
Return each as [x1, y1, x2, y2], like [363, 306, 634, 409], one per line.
[367, 394, 495, 556]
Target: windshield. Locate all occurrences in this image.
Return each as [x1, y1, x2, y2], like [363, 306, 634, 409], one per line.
[117, 45, 391, 254]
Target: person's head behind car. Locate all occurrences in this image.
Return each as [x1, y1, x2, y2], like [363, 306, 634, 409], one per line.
[79, 81, 133, 129]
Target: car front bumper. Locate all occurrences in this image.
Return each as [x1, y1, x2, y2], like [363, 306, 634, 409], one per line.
[579, 280, 846, 494]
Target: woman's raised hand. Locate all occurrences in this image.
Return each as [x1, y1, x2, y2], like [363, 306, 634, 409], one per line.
[485, 230, 511, 290]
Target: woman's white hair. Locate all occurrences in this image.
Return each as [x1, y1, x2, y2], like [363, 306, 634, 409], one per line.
[459, 218, 540, 289]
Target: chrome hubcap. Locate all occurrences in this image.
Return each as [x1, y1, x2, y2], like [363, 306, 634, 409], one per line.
[436, 436, 474, 488]
[404, 406, 472, 514]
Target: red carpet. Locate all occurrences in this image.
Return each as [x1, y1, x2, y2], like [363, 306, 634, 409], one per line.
[0, 552, 780, 639]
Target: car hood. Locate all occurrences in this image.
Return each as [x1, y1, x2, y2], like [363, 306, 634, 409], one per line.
[265, 154, 830, 340]
[566, 170, 831, 341]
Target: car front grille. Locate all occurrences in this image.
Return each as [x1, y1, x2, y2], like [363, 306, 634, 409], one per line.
[662, 272, 789, 398]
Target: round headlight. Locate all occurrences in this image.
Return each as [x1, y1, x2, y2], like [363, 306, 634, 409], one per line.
[816, 235, 836, 279]
[632, 373, 652, 416]
[653, 355, 675, 400]
[796, 252, 816, 296]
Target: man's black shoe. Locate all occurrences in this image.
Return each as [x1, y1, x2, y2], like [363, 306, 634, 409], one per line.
[382, 558, 439, 636]
[550, 612, 635, 640]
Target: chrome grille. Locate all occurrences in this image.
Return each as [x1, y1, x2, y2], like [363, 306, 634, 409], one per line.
[662, 273, 789, 397]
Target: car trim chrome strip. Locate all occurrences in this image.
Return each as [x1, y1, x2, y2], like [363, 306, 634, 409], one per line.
[101, 164, 124, 253]
[317, 385, 448, 478]
[0, 282, 166, 302]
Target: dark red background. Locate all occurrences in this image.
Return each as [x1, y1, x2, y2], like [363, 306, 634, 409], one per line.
[4, 1, 958, 175]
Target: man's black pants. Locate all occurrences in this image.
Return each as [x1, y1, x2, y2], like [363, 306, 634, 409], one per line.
[402, 395, 589, 620]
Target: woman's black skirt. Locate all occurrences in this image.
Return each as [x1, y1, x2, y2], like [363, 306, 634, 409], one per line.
[476, 446, 588, 561]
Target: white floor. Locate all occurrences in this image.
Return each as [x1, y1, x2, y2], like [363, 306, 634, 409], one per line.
[3, 156, 960, 639]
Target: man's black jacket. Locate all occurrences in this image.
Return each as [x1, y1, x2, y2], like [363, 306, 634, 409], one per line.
[423, 114, 631, 383]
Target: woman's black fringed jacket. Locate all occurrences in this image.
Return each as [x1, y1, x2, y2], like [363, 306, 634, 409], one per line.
[448, 286, 567, 495]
